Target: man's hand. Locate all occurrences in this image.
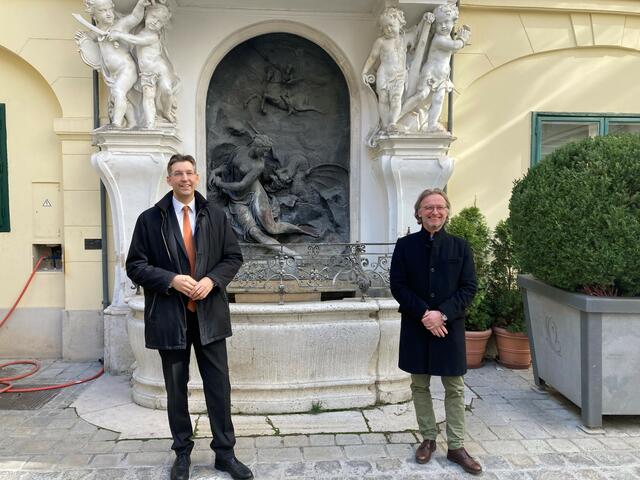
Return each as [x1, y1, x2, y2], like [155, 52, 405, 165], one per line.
[189, 277, 215, 301]
[170, 274, 197, 296]
[421, 310, 448, 338]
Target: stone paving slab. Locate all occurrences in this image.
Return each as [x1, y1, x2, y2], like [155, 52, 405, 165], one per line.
[2, 360, 640, 479]
[363, 402, 425, 432]
[70, 371, 477, 439]
[269, 411, 369, 435]
[196, 413, 275, 437]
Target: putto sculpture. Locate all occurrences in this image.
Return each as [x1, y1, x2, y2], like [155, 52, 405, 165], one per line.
[74, 0, 180, 129]
[363, 3, 470, 137]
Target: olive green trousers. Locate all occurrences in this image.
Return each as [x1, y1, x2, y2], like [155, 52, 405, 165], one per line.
[410, 374, 465, 449]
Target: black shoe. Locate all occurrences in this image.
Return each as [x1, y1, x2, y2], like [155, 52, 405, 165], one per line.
[170, 453, 191, 480]
[214, 456, 253, 479]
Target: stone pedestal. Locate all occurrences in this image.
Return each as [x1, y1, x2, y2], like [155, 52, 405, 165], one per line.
[103, 304, 135, 374]
[91, 127, 181, 373]
[127, 296, 410, 413]
[374, 133, 455, 241]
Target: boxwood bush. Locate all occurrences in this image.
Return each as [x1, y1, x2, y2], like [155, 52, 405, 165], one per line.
[487, 220, 525, 333]
[447, 206, 492, 330]
[509, 133, 640, 296]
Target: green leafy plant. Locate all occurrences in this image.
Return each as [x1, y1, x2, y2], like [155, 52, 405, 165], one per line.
[509, 133, 640, 297]
[447, 206, 492, 331]
[487, 220, 525, 333]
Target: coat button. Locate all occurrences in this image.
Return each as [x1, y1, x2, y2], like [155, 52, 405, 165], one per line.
[429, 293, 435, 298]
[430, 267, 435, 272]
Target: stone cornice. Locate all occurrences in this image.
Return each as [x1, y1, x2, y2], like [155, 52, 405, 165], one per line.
[53, 117, 94, 141]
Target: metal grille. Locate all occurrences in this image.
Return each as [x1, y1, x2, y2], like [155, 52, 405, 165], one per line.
[229, 242, 395, 303]
[0, 387, 61, 410]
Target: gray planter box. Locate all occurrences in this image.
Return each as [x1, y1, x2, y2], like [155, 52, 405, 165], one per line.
[518, 275, 640, 428]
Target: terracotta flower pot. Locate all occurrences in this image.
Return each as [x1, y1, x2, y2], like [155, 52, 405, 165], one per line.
[493, 326, 531, 369]
[465, 329, 492, 369]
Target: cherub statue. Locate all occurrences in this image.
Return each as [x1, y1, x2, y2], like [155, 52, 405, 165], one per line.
[74, 0, 149, 128]
[399, 4, 471, 133]
[108, 2, 180, 128]
[362, 7, 427, 133]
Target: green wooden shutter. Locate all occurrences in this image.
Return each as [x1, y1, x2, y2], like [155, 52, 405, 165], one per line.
[0, 104, 9, 232]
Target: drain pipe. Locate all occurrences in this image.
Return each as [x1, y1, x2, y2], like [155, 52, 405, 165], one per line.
[93, 70, 110, 309]
[447, 0, 461, 134]
[444, 0, 461, 194]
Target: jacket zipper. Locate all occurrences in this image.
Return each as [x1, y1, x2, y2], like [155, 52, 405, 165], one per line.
[160, 211, 172, 263]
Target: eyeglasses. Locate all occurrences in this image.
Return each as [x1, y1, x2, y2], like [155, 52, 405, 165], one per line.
[170, 171, 197, 178]
[421, 206, 448, 213]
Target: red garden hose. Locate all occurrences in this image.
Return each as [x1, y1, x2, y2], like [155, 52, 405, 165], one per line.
[0, 256, 104, 394]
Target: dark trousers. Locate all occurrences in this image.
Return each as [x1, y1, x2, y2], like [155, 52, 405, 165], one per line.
[159, 311, 235, 458]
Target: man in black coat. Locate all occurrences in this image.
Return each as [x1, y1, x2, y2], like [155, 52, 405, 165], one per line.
[390, 188, 482, 475]
[126, 154, 252, 480]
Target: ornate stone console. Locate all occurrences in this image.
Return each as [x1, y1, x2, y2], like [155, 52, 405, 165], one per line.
[373, 133, 455, 240]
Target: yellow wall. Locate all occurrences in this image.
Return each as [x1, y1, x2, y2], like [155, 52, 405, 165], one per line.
[0, 47, 64, 308]
[0, 0, 100, 315]
[449, 5, 640, 226]
[0, 0, 93, 118]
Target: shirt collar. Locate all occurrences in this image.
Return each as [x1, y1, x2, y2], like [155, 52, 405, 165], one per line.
[172, 195, 196, 215]
[419, 226, 445, 242]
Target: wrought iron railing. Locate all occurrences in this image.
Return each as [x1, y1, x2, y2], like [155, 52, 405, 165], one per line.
[229, 242, 395, 304]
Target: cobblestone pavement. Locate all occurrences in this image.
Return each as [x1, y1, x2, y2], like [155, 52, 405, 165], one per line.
[1, 360, 639, 479]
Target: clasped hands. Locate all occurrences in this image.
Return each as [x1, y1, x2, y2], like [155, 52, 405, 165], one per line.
[171, 275, 215, 301]
[422, 310, 448, 338]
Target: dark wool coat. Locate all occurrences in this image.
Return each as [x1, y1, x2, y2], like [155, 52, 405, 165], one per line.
[390, 227, 477, 376]
[126, 191, 243, 350]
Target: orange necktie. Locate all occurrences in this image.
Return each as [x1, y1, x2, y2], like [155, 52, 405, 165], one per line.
[182, 206, 197, 312]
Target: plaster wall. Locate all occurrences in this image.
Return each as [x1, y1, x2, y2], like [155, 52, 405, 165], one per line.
[449, 7, 640, 226]
[0, 1, 103, 358]
[0, 47, 65, 355]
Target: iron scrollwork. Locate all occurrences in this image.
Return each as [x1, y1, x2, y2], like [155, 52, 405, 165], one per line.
[231, 242, 395, 303]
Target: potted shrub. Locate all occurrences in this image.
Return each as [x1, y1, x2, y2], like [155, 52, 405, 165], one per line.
[447, 206, 492, 368]
[509, 133, 640, 427]
[486, 219, 530, 369]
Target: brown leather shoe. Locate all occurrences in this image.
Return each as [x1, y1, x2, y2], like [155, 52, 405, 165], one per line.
[415, 439, 436, 464]
[447, 447, 482, 474]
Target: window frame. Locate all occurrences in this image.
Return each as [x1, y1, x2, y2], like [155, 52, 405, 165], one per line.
[531, 112, 640, 166]
[0, 104, 9, 232]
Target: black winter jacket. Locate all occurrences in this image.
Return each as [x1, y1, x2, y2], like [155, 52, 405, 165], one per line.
[126, 191, 243, 349]
[390, 227, 477, 376]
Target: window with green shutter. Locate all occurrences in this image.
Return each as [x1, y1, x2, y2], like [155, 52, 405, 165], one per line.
[531, 112, 640, 166]
[0, 104, 9, 232]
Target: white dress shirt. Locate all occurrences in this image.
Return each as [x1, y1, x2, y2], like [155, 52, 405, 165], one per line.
[172, 196, 196, 237]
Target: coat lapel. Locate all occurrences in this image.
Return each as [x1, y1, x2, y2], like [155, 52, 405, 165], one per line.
[168, 207, 189, 261]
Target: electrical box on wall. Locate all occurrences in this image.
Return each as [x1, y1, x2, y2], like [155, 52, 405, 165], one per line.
[32, 182, 62, 241]
[33, 244, 63, 272]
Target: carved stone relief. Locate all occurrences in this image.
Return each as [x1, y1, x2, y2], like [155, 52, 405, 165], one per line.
[206, 33, 350, 246]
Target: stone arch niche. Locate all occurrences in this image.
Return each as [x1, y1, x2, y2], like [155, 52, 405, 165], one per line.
[205, 33, 350, 245]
